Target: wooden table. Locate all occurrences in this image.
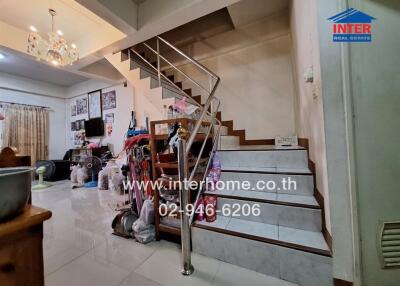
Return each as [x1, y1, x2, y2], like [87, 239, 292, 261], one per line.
[0, 205, 52, 286]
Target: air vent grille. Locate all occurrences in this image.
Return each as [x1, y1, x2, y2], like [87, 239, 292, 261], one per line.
[378, 221, 400, 269]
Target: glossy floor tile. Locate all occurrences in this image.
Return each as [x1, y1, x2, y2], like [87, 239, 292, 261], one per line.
[33, 181, 298, 286]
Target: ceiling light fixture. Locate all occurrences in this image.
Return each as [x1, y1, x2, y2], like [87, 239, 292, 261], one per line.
[27, 9, 79, 66]
[0, 53, 5, 60]
[29, 25, 37, 32]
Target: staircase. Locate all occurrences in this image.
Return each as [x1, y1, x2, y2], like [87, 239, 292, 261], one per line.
[107, 37, 332, 286]
[192, 144, 333, 286]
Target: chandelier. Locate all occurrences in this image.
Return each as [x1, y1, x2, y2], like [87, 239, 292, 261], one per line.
[27, 9, 79, 66]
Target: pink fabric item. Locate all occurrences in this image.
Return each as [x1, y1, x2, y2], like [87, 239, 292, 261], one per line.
[87, 142, 99, 149]
[174, 97, 188, 114]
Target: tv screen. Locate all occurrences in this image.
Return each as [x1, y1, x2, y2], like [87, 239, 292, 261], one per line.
[85, 118, 104, 137]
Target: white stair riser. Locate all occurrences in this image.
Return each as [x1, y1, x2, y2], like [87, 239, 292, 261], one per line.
[219, 136, 240, 149]
[219, 172, 314, 196]
[220, 126, 228, 136]
[192, 228, 332, 286]
[215, 198, 321, 232]
[217, 150, 308, 169]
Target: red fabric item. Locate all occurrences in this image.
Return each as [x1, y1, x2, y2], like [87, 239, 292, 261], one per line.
[124, 134, 151, 150]
[141, 159, 152, 198]
[204, 195, 217, 223]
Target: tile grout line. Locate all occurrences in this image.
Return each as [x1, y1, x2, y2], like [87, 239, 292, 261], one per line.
[44, 245, 94, 277]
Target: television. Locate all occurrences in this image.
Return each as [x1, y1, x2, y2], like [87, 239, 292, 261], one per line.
[84, 118, 104, 137]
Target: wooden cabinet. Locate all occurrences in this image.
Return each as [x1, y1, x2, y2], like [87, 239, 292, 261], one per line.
[0, 206, 51, 286]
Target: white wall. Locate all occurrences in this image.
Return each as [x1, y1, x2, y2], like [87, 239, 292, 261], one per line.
[165, 11, 296, 139]
[290, 0, 331, 233]
[66, 79, 135, 154]
[105, 52, 175, 130]
[348, 1, 400, 285]
[314, 0, 359, 283]
[0, 72, 67, 160]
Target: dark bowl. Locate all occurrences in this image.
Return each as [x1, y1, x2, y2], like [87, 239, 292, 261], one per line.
[0, 167, 33, 221]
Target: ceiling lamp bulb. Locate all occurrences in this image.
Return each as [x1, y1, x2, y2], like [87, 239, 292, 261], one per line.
[71, 43, 77, 49]
[57, 30, 63, 36]
[51, 60, 59, 66]
[29, 25, 37, 32]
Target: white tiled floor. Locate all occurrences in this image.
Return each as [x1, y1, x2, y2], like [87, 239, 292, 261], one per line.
[32, 180, 297, 286]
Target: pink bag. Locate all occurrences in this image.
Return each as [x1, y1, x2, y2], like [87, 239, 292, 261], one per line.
[204, 195, 217, 223]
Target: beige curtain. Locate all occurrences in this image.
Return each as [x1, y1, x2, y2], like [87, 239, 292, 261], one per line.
[1, 104, 49, 164]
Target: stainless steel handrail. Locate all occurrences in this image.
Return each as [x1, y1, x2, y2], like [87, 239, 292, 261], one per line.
[142, 42, 210, 95]
[128, 36, 221, 276]
[129, 48, 202, 109]
[157, 36, 219, 80]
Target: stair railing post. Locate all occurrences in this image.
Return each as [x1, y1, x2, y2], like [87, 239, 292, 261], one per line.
[157, 37, 161, 87]
[177, 138, 194, 275]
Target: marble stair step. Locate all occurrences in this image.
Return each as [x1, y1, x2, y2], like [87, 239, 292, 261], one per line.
[210, 196, 321, 232]
[194, 217, 330, 254]
[221, 166, 312, 175]
[220, 125, 228, 136]
[204, 189, 319, 208]
[219, 135, 240, 148]
[219, 169, 314, 196]
[218, 145, 307, 151]
[217, 147, 309, 169]
[192, 218, 332, 286]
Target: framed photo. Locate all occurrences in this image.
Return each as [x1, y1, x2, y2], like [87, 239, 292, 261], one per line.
[88, 90, 102, 119]
[102, 90, 116, 110]
[71, 105, 77, 116]
[105, 113, 114, 123]
[79, 119, 85, 130]
[76, 98, 87, 115]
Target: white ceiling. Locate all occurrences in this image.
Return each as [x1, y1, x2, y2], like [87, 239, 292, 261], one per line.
[0, 0, 126, 58]
[228, 0, 289, 27]
[0, 47, 89, 86]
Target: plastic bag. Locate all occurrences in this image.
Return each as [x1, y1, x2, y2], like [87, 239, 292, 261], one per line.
[77, 166, 88, 185]
[109, 173, 124, 195]
[98, 169, 109, 190]
[70, 165, 79, 183]
[140, 199, 155, 225]
[132, 218, 152, 233]
[135, 225, 155, 244]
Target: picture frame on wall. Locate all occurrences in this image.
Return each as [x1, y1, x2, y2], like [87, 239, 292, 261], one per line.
[102, 90, 116, 110]
[76, 98, 87, 115]
[105, 113, 114, 123]
[88, 90, 102, 119]
[79, 119, 85, 130]
[71, 105, 77, 116]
